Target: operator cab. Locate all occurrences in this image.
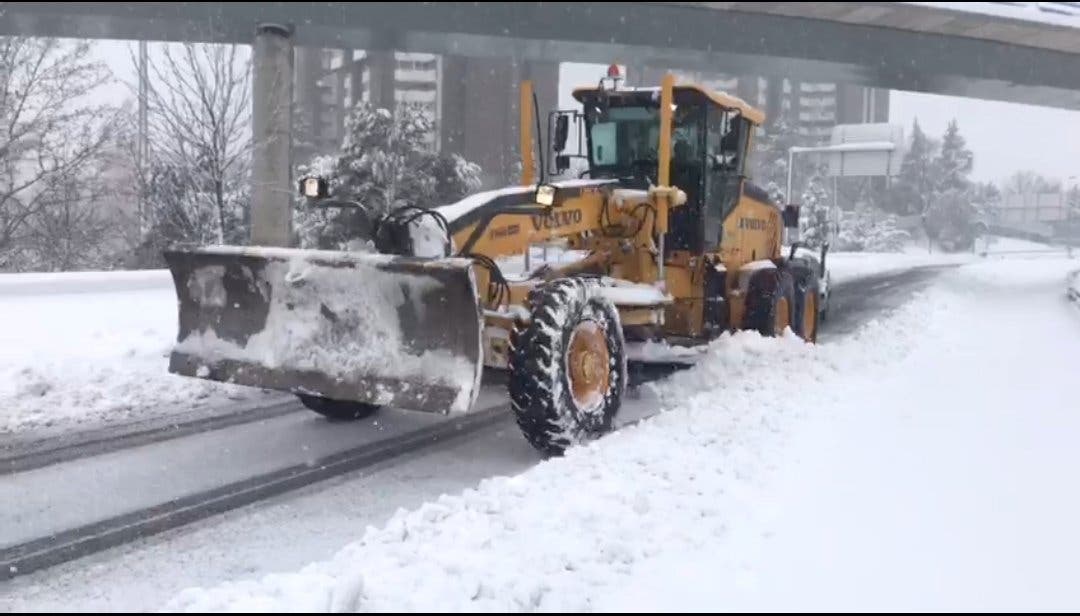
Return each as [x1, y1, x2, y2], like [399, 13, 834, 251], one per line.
[556, 81, 765, 254]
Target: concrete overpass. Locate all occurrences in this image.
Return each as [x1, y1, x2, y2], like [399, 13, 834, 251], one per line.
[4, 2, 1080, 244]
[4, 2, 1080, 109]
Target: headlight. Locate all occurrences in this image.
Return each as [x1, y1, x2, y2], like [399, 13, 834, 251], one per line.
[298, 176, 328, 199]
[535, 184, 557, 207]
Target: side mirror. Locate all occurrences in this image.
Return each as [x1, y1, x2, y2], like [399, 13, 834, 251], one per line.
[585, 102, 610, 125]
[298, 176, 329, 200]
[554, 115, 570, 153]
[555, 154, 571, 174]
[782, 204, 800, 229]
[788, 240, 804, 262]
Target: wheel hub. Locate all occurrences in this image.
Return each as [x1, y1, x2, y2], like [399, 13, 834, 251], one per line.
[567, 321, 610, 412]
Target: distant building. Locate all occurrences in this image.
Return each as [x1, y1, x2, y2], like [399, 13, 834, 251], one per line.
[293, 48, 557, 187]
[632, 68, 889, 143]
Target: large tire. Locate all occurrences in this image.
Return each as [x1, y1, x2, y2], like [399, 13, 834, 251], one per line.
[745, 267, 797, 337]
[509, 277, 627, 456]
[296, 394, 380, 421]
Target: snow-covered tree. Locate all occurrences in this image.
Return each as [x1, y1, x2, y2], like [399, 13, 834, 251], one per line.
[1003, 170, 1060, 196]
[864, 215, 910, 252]
[294, 103, 482, 250]
[925, 188, 981, 251]
[971, 181, 1002, 224]
[918, 121, 980, 251]
[19, 154, 118, 271]
[0, 37, 118, 271]
[933, 120, 973, 194]
[886, 119, 938, 216]
[136, 43, 252, 250]
[752, 106, 805, 203]
[798, 173, 833, 248]
[836, 210, 910, 252]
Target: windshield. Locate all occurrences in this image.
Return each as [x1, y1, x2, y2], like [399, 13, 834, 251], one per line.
[586, 104, 704, 181]
[588, 106, 659, 173]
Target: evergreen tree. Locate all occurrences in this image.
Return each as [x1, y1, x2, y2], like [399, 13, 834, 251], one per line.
[921, 120, 980, 251]
[886, 119, 937, 216]
[972, 181, 1002, 224]
[925, 188, 981, 251]
[294, 103, 482, 251]
[752, 103, 808, 203]
[799, 173, 833, 248]
[933, 119, 973, 193]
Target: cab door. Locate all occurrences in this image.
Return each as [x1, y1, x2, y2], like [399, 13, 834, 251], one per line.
[704, 109, 749, 250]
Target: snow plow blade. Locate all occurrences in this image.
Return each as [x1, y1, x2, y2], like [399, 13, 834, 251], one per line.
[163, 246, 483, 414]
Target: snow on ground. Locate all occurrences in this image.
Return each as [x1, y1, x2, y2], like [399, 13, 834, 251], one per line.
[826, 245, 972, 285]
[978, 234, 1074, 255]
[600, 257, 1080, 612]
[0, 420, 541, 612]
[164, 256, 1080, 612]
[0, 270, 267, 435]
[0, 249, 964, 436]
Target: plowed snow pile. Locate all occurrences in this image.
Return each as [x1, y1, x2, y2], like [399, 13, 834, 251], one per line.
[166, 258, 1080, 611]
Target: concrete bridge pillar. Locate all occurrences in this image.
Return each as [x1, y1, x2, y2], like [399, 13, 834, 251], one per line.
[251, 23, 294, 246]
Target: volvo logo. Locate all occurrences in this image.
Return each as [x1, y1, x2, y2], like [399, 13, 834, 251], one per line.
[738, 217, 768, 231]
[531, 209, 583, 231]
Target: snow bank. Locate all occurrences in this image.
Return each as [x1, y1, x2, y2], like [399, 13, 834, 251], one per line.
[600, 257, 1080, 612]
[164, 270, 938, 612]
[978, 234, 1063, 254]
[0, 269, 171, 297]
[0, 280, 265, 435]
[166, 256, 1080, 612]
[826, 248, 972, 285]
[953, 257, 1079, 289]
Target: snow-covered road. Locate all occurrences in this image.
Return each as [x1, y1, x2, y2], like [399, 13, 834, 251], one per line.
[149, 256, 1079, 612]
[6, 251, 1077, 612]
[0, 262, 947, 611]
[0, 250, 970, 437]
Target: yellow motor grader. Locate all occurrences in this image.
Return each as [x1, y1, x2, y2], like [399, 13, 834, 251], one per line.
[163, 70, 826, 455]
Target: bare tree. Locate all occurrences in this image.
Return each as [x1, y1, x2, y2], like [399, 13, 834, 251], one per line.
[0, 37, 116, 270]
[22, 157, 116, 270]
[135, 42, 252, 246]
[1003, 170, 1061, 196]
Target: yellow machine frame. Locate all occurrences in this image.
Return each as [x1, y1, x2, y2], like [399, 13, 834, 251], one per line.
[445, 75, 789, 368]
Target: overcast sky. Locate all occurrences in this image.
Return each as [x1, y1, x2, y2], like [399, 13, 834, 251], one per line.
[90, 43, 1080, 187]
